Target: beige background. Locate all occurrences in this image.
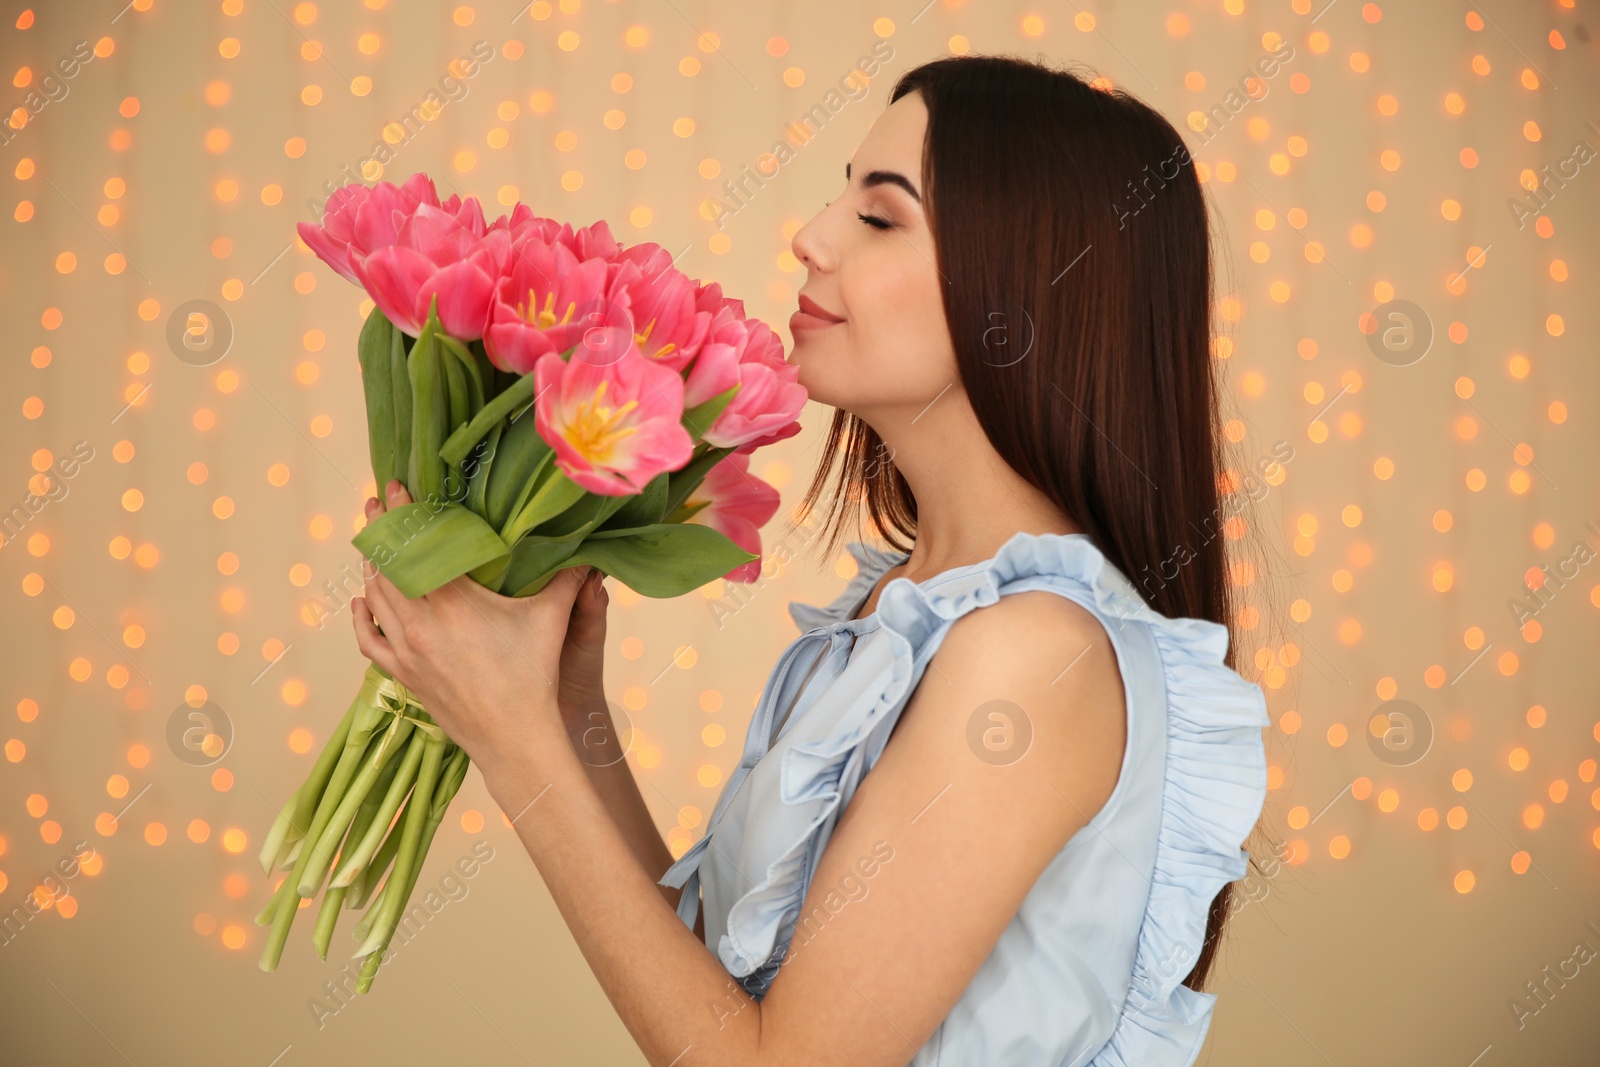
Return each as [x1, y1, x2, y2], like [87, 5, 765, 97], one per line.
[1, 0, 1597, 1064]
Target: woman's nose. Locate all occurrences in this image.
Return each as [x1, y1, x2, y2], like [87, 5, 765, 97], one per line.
[792, 213, 832, 273]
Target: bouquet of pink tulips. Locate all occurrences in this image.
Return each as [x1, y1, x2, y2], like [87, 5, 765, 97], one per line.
[256, 173, 804, 991]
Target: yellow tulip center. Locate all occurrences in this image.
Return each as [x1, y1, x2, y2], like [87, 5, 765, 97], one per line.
[566, 379, 639, 462]
[635, 316, 675, 360]
[520, 288, 576, 331]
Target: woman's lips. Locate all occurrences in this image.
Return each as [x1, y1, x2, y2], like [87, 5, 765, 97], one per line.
[793, 293, 844, 332]
[790, 310, 844, 331]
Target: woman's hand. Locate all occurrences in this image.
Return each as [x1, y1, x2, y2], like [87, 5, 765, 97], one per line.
[554, 541, 611, 723]
[556, 580, 631, 767]
[350, 479, 601, 777]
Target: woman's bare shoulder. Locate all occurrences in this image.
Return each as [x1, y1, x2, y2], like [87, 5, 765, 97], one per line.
[894, 588, 1129, 815]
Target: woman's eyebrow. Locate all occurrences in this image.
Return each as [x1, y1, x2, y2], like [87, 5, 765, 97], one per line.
[845, 161, 921, 204]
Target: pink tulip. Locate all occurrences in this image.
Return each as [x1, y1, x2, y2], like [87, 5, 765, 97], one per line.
[700, 318, 807, 451]
[489, 202, 540, 236]
[532, 326, 694, 496]
[569, 218, 623, 263]
[732, 419, 802, 455]
[351, 202, 510, 341]
[482, 233, 628, 374]
[492, 203, 573, 249]
[297, 173, 443, 286]
[606, 252, 710, 372]
[682, 333, 742, 417]
[490, 209, 623, 267]
[685, 451, 781, 582]
[694, 278, 746, 323]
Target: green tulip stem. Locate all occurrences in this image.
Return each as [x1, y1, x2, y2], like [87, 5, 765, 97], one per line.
[350, 745, 467, 993]
[352, 734, 446, 961]
[311, 884, 349, 959]
[438, 370, 538, 467]
[258, 695, 359, 876]
[254, 875, 295, 928]
[258, 698, 386, 972]
[329, 728, 427, 889]
[298, 718, 415, 897]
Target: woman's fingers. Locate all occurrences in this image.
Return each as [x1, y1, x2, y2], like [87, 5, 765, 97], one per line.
[365, 480, 412, 519]
[362, 481, 422, 624]
[574, 569, 607, 619]
[361, 564, 404, 634]
[351, 596, 400, 677]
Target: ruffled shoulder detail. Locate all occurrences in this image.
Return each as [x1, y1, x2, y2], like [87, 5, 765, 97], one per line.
[784, 538, 907, 633]
[1080, 563, 1270, 1063]
[723, 531, 1269, 1053]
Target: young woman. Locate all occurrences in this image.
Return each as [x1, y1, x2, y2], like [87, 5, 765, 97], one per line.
[353, 54, 1273, 1067]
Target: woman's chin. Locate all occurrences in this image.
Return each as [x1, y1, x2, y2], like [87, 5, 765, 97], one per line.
[789, 354, 828, 400]
[787, 337, 853, 404]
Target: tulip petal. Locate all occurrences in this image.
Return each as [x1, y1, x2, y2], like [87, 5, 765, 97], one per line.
[352, 246, 438, 337]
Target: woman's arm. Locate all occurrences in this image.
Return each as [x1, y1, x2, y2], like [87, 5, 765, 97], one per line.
[473, 590, 1126, 1067]
[479, 730, 761, 1064]
[558, 697, 702, 934]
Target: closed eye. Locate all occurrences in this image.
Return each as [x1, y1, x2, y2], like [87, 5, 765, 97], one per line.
[823, 198, 893, 230]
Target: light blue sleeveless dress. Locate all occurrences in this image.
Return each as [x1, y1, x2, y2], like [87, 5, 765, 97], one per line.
[658, 530, 1270, 1065]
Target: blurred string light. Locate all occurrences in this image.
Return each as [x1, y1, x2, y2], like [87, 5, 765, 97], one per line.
[1178, 1, 1586, 894]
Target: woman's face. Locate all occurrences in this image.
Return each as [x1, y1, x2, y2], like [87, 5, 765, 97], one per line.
[788, 91, 955, 420]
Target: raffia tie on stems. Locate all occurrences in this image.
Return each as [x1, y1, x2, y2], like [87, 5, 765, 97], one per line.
[361, 664, 446, 764]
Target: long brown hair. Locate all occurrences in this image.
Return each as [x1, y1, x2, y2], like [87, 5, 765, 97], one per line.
[787, 53, 1285, 994]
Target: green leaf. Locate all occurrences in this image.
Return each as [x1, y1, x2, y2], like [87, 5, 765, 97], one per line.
[441, 344, 470, 436]
[596, 471, 668, 533]
[494, 530, 588, 596]
[527, 483, 631, 540]
[389, 327, 413, 504]
[466, 552, 510, 589]
[437, 335, 485, 412]
[493, 491, 634, 594]
[468, 340, 496, 385]
[439, 370, 539, 468]
[484, 407, 552, 531]
[512, 523, 756, 599]
[352, 502, 511, 599]
[663, 443, 738, 518]
[440, 350, 472, 504]
[406, 302, 448, 506]
[502, 468, 588, 544]
[464, 418, 503, 518]
[680, 382, 740, 443]
[357, 308, 398, 493]
[663, 499, 711, 525]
